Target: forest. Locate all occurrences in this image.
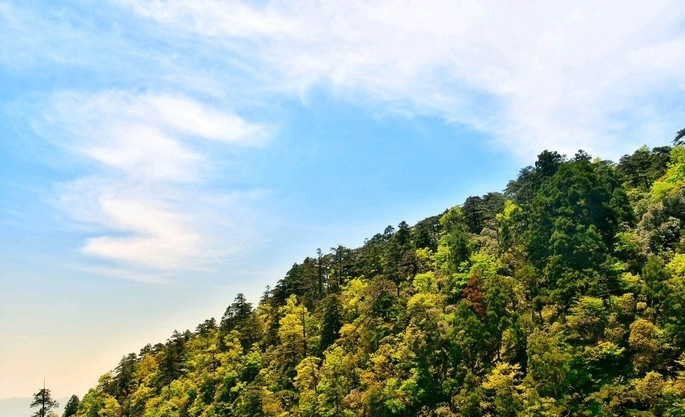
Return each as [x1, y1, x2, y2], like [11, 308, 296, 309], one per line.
[63, 141, 685, 416]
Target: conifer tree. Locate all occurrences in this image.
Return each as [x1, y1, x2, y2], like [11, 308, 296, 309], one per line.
[30, 383, 59, 417]
[62, 395, 79, 417]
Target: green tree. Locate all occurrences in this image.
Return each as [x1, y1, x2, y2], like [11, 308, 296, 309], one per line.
[220, 293, 262, 350]
[30, 386, 59, 417]
[62, 395, 79, 417]
[617, 145, 671, 190]
[643, 256, 670, 313]
[221, 293, 253, 331]
[651, 145, 685, 199]
[463, 193, 506, 234]
[481, 363, 524, 417]
[525, 153, 630, 305]
[293, 356, 321, 417]
[317, 345, 358, 416]
[318, 294, 342, 355]
[525, 329, 570, 398]
[674, 127, 685, 146]
[505, 150, 565, 205]
[155, 330, 188, 392]
[413, 215, 441, 251]
[112, 353, 138, 402]
[435, 206, 471, 275]
[629, 318, 664, 374]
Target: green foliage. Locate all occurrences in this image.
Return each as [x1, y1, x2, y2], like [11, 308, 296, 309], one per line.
[462, 192, 505, 234]
[652, 145, 685, 200]
[73, 143, 685, 417]
[318, 294, 342, 355]
[436, 206, 471, 275]
[617, 145, 671, 190]
[30, 387, 59, 417]
[62, 395, 79, 417]
[566, 296, 607, 343]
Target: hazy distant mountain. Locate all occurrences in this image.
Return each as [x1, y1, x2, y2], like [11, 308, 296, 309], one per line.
[0, 397, 67, 417]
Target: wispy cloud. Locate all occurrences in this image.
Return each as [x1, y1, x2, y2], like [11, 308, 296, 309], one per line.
[6, 0, 685, 276]
[119, 0, 685, 159]
[37, 91, 267, 276]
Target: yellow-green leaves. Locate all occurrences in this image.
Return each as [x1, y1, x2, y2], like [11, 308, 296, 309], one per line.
[652, 145, 685, 200]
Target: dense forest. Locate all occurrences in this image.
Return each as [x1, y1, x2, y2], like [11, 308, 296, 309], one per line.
[67, 141, 685, 416]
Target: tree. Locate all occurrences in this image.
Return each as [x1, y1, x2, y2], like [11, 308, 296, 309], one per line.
[62, 395, 79, 417]
[674, 127, 685, 146]
[643, 256, 669, 313]
[30, 385, 59, 417]
[435, 206, 471, 274]
[524, 153, 630, 305]
[462, 193, 506, 234]
[46, 141, 685, 417]
[220, 293, 262, 350]
[617, 145, 671, 189]
[155, 330, 187, 392]
[318, 294, 342, 355]
[505, 150, 565, 204]
[112, 353, 138, 401]
[221, 293, 253, 331]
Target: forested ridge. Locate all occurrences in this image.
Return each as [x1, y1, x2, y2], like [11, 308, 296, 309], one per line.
[69, 142, 685, 417]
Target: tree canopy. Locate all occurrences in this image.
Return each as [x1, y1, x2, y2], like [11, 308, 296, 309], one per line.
[67, 143, 685, 417]
[30, 386, 59, 417]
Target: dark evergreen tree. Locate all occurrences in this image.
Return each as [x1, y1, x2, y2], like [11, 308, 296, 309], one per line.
[674, 127, 685, 146]
[643, 256, 669, 313]
[221, 293, 263, 350]
[316, 248, 327, 299]
[463, 193, 506, 233]
[463, 195, 486, 234]
[221, 293, 253, 331]
[328, 245, 354, 293]
[617, 145, 671, 189]
[272, 259, 320, 308]
[318, 294, 342, 355]
[30, 386, 59, 417]
[62, 395, 79, 417]
[413, 215, 441, 250]
[155, 330, 187, 392]
[395, 221, 411, 249]
[506, 150, 565, 204]
[113, 353, 138, 402]
[525, 151, 630, 305]
[195, 317, 217, 336]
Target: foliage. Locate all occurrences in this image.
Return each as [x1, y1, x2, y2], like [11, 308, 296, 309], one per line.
[62, 395, 80, 417]
[30, 387, 59, 417]
[70, 144, 685, 417]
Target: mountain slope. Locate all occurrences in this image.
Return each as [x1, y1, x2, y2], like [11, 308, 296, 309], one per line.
[71, 144, 685, 416]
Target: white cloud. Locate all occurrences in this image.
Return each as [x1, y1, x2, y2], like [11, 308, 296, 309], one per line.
[80, 194, 201, 270]
[146, 95, 266, 143]
[119, 0, 295, 38]
[120, 0, 685, 160]
[41, 91, 267, 276]
[84, 124, 202, 183]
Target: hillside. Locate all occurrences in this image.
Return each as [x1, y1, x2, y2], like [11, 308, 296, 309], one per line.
[68, 144, 685, 416]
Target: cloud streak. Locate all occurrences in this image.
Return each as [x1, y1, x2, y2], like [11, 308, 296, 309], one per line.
[40, 91, 267, 276]
[120, 0, 685, 160]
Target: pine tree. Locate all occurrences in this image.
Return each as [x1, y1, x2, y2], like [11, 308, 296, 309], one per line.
[30, 383, 59, 417]
[62, 395, 79, 417]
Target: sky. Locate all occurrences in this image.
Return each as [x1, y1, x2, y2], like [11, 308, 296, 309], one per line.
[1, 0, 684, 401]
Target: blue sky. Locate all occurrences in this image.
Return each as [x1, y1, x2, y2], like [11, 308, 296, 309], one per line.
[1, 0, 684, 400]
